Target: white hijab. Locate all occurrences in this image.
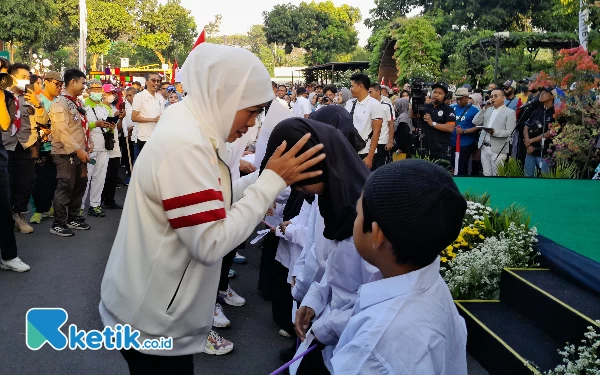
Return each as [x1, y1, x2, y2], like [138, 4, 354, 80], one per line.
[180, 43, 274, 146]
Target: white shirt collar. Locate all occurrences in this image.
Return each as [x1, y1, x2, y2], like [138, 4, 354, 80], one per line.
[358, 95, 372, 104]
[357, 257, 441, 311]
[492, 105, 505, 112]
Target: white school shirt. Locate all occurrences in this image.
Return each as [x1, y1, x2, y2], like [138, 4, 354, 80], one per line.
[330, 258, 468, 375]
[379, 98, 393, 145]
[132, 90, 163, 142]
[275, 200, 312, 282]
[293, 96, 311, 118]
[122, 101, 133, 137]
[264, 187, 290, 228]
[345, 95, 384, 154]
[300, 236, 378, 370]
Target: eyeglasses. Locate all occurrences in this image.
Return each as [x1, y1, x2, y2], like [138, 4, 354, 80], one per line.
[149, 79, 160, 83]
[490, 94, 502, 98]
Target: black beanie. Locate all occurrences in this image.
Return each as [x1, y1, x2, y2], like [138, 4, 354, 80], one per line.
[362, 160, 467, 266]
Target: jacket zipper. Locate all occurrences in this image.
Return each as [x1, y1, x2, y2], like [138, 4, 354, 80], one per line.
[166, 260, 191, 313]
[216, 154, 234, 205]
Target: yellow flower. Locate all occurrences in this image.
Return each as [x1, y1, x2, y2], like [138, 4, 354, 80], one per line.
[453, 244, 460, 249]
[446, 245, 453, 251]
[461, 241, 468, 247]
[479, 235, 485, 239]
[441, 257, 447, 263]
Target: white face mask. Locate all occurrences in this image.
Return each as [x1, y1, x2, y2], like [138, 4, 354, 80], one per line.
[90, 92, 103, 102]
[105, 95, 115, 104]
[14, 78, 29, 91]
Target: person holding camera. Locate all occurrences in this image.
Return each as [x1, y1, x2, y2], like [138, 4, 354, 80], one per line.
[49, 69, 92, 237]
[523, 87, 556, 177]
[80, 80, 115, 218]
[2, 63, 49, 234]
[412, 82, 456, 161]
[100, 84, 124, 210]
[322, 86, 337, 107]
[0, 74, 30, 272]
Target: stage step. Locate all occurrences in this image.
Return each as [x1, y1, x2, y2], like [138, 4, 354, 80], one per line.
[456, 268, 600, 375]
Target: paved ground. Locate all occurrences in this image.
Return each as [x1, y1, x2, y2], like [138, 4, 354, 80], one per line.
[0, 182, 489, 375]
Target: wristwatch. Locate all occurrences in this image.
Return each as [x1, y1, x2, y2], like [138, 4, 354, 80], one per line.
[463, 129, 467, 134]
[432, 121, 437, 127]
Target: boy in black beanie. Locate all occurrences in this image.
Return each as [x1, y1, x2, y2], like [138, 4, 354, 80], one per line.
[329, 159, 468, 375]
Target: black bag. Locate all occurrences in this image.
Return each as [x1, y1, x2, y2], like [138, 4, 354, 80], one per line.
[103, 130, 115, 151]
[348, 99, 368, 152]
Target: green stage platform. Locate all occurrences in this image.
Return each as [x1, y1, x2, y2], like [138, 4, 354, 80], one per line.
[454, 178, 600, 263]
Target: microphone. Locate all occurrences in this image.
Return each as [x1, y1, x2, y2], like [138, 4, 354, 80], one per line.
[518, 98, 539, 110]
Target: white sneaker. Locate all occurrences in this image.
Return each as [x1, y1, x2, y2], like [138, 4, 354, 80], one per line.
[213, 303, 230, 328]
[279, 329, 292, 338]
[218, 285, 246, 307]
[203, 330, 234, 355]
[0, 257, 31, 272]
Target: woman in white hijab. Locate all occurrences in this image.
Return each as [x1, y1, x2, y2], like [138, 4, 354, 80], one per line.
[99, 43, 325, 374]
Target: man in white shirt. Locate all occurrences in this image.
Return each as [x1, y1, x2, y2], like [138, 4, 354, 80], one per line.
[293, 87, 311, 119]
[473, 88, 516, 176]
[131, 73, 163, 152]
[275, 83, 290, 110]
[368, 83, 394, 170]
[121, 87, 136, 183]
[345, 73, 384, 169]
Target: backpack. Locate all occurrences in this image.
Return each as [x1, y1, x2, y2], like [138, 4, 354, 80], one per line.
[348, 99, 369, 152]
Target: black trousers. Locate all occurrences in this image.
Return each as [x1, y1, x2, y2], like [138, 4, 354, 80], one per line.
[218, 249, 237, 291]
[137, 140, 146, 153]
[102, 157, 120, 205]
[120, 349, 193, 375]
[258, 233, 280, 300]
[0, 166, 18, 260]
[451, 143, 477, 176]
[272, 260, 294, 335]
[7, 142, 38, 213]
[373, 144, 389, 170]
[32, 151, 57, 213]
[53, 155, 88, 226]
[119, 135, 132, 174]
[297, 345, 330, 375]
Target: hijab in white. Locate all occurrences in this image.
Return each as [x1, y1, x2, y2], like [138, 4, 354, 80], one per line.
[180, 43, 274, 145]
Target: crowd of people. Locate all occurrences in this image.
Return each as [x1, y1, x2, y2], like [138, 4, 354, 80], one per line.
[0, 42, 574, 375]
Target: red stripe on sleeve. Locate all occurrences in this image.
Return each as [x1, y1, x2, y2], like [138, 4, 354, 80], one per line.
[162, 189, 224, 211]
[168, 208, 227, 229]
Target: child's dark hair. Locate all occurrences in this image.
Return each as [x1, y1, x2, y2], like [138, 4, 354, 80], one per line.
[361, 160, 466, 268]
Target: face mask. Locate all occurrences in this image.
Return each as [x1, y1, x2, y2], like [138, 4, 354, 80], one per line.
[105, 95, 115, 104]
[14, 78, 29, 91]
[90, 92, 103, 102]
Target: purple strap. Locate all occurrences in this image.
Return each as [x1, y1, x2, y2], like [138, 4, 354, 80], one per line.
[269, 344, 318, 375]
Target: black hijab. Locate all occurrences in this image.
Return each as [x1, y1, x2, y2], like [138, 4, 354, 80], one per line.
[260, 118, 370, 241]
[310, 105, 364, 152]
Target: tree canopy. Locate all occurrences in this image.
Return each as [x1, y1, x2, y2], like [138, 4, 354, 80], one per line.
[263, 0, 361, 65]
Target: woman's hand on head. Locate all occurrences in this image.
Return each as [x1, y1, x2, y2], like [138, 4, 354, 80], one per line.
[264, 133, 325, 186]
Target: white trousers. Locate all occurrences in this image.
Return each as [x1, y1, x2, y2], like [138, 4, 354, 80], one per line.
[481, 146, 507, 176]
[81, 151, 109, 209]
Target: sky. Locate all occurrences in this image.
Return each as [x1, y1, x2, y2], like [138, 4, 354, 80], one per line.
[179, 0, 376, 47]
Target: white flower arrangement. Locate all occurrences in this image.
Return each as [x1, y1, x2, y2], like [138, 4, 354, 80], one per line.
[545, 322, 600, 375]
[464, 201, 494, 226]
[442, 222, 538, 300]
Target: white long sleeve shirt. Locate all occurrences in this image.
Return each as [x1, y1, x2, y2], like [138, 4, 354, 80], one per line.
[330, 259, 468, 375]
[99, 104, 287, 356]
[275, 199, 313, 283]
[300, 236, 378, 370]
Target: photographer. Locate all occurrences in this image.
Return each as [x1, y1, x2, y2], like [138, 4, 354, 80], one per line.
[322, 85, 337, 106]
[101, 84, 124, 210]
[2, 63, 48, 234]
[0, 74, 30, 271]
[524, 87, 556, 177]
[411, 82, 456, 161]
[345, 73, 384, 169]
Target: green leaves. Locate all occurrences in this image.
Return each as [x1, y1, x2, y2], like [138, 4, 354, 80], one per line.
[392, 17, 442, 82]
[263, 0, 361, 65]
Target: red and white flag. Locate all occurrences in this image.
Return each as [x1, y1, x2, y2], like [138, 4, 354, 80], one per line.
[171, 60, 179, 84]
[454, 135, 461, 176]
[192, 29, 206, 50]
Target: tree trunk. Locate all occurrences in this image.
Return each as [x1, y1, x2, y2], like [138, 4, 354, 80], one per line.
[153, 50, 165, 66]
[8, 42, 14, 63]
[29, 47, 33, 66]
[91, 54, 99, 72]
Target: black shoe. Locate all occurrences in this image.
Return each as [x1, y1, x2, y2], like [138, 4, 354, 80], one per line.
[50, 224, 75, 237]
[67, 220, 91, 230]
[103, 201, 123, 209]
[280, 345, 297, 362]
[88, 206, 106, 217]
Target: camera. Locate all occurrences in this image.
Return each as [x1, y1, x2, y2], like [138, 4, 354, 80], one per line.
[322, 96, 330, 103]
[0, 73, 13, 90]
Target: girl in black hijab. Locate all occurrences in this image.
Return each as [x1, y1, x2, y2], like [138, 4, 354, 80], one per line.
[261, 117, 369, 241]
[309, 105, 366, 153]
